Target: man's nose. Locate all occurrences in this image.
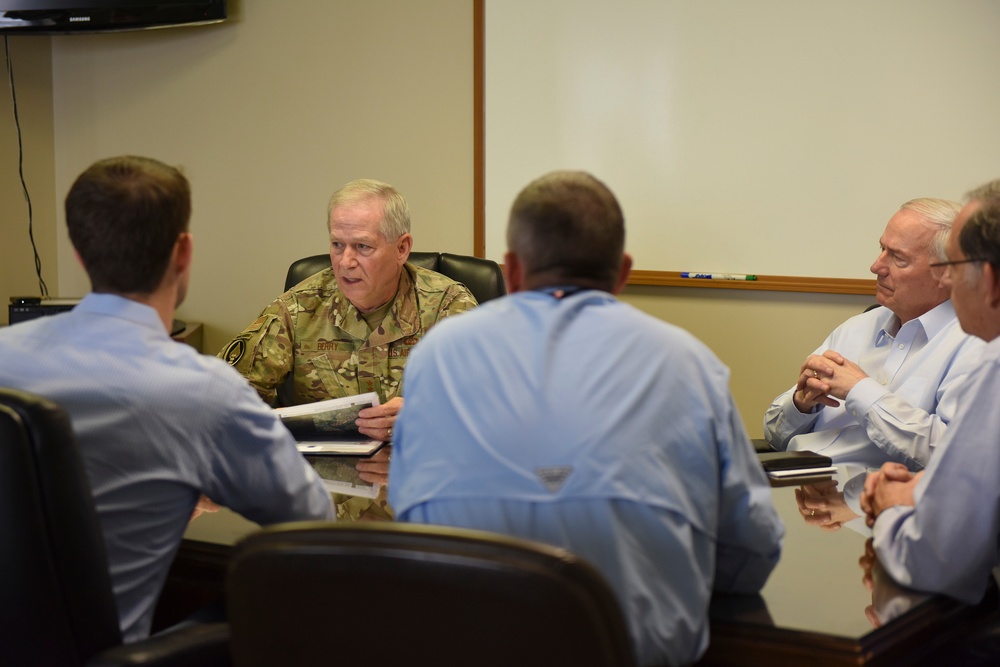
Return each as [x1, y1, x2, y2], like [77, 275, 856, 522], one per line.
[870, 252, 889, 276]
[342, 247, 358, 266]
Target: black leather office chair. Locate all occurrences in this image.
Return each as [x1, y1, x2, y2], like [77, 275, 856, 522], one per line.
[226, 522, 636, 667]
[283, 251, 507, 304]
[0, 388, 229, 667]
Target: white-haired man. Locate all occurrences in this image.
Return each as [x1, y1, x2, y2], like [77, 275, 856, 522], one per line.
[764, 198, 983, 470]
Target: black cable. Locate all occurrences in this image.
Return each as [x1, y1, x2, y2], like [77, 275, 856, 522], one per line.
[5, 35, 48, 297]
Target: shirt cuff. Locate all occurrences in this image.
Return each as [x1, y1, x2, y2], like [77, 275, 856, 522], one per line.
[842, 472, 866, 516]
[844, 377, 889, 423]
[872, 504, 916, 544]
[782, 394, 821, 423]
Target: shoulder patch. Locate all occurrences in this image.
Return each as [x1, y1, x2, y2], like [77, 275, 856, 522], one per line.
[245, 315, 270, 333]
[222, 338, 247, 366]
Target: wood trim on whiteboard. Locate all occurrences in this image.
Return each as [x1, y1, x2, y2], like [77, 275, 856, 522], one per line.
[473, 0, 486, 258]
[628, 271, 877, 296]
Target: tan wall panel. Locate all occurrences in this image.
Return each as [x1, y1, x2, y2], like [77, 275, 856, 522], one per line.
[619, 286, 873, 438]
[49, 1, 475, 354]
[0, 37, 57, 325]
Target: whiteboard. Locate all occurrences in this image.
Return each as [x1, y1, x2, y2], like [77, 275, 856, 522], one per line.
[484, 0, 1000, 280]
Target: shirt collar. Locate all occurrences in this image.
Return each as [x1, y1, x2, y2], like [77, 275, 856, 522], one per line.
[75, 292, 168, 334]
[875, 300, 955, 346]
[331, 267, 418, 343]
[912, 300, 957, 340]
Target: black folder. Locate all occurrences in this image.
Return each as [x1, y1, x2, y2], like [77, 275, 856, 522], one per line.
[757, 450, 833, 472]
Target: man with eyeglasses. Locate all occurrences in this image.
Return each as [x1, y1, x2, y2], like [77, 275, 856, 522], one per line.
[861, 185, 1000, 607]
[764, 198, 984, 476]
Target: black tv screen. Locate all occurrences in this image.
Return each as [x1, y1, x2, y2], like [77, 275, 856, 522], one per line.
[0, 0, 226, 34]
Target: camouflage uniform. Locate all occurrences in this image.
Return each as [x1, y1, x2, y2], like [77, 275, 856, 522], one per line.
[220, 262, 478, 521]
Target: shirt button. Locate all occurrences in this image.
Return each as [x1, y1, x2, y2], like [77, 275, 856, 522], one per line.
[898, 343, 905, 350]
[881, 379, 888, 385]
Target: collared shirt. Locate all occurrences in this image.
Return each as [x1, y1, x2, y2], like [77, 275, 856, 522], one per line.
[873, 335, 1000, 603]
[390, 290, 784, 667]
[0, 294, 333, 642]
[763, 301, 983, 469]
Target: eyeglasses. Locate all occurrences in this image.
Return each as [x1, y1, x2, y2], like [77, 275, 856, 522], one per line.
[928, 258, 989, 281]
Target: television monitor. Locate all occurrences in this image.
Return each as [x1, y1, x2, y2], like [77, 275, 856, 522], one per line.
[0, 0, 226, 34]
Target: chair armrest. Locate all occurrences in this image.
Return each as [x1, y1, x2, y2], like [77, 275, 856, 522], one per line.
[86, 622, 231, 667]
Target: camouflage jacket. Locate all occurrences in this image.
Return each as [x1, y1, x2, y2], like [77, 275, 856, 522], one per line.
[219, 263, 477, 522]
[220, 263, 478, 406]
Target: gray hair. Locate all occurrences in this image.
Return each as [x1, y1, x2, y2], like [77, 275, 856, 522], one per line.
[958, 198, 1000, 287]
[965, 179, 1000, 204]
[507, 170, 625, 291]
[327, 178, 411, 240]
[899, 198, 962, 262]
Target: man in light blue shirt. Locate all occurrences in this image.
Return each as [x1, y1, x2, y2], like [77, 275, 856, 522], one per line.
[389, 170, 783, 667]
[0, 156, 334, 642]
[764, 198, 983, 470]
[863, 186, 1000, 605]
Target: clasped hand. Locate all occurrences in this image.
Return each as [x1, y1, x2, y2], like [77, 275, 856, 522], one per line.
[795, 479, 858, 531]
[793, 350, 869, 412]
[859, 463, 920, 527]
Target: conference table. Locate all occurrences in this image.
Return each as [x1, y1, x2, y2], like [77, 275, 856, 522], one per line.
[164, 465, 996, 666]
[698, 465, 997, 665]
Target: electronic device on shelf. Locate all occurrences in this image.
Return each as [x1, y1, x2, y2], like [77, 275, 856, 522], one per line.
[9, 296, 186, 336]
[0, 0, 226, 35]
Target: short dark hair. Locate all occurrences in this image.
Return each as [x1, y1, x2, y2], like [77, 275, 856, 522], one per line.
[507, 171, 625, 290]
[66, 156, 191, 294]
[959, 198, 1000, 269]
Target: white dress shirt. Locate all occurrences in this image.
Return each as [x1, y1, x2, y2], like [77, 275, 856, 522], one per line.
[764, 301, 983, 469]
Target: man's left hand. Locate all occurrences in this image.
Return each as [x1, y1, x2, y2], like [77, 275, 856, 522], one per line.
[356, 445, 392, 485]
[795, 479, 858, 531]
[818, 350, 869, 400]
[357, 396, 403, 442]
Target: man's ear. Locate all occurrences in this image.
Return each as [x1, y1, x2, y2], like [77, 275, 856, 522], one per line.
[396, 233, 413, 265]
[610, 253, 633, 295]
[174, 232, 194, 275]
[983, 262, 1000, 309]
[503, 251, 523, 293]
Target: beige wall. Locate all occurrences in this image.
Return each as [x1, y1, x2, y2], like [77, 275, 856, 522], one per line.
[0, 36, 57, 323]
[1, 1, 878, 437]
[618, 286, 873, 437]
[48, 0, 476, 353]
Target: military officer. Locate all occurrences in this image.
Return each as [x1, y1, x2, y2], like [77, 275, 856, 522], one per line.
[221, 178, 477, 520]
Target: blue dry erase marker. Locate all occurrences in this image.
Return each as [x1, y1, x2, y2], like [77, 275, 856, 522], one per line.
[680, 272, 757, 281]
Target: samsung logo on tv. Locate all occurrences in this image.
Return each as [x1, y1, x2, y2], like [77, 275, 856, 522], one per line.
[0, 0, 227, 34]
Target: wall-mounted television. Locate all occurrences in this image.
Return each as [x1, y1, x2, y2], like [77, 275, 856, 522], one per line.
[0, 0, 226, 34]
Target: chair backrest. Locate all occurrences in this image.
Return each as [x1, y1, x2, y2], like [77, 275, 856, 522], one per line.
[226, 522, 636, 667]
[283, 251, 507, 304]
[0, 388, 122, 665]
